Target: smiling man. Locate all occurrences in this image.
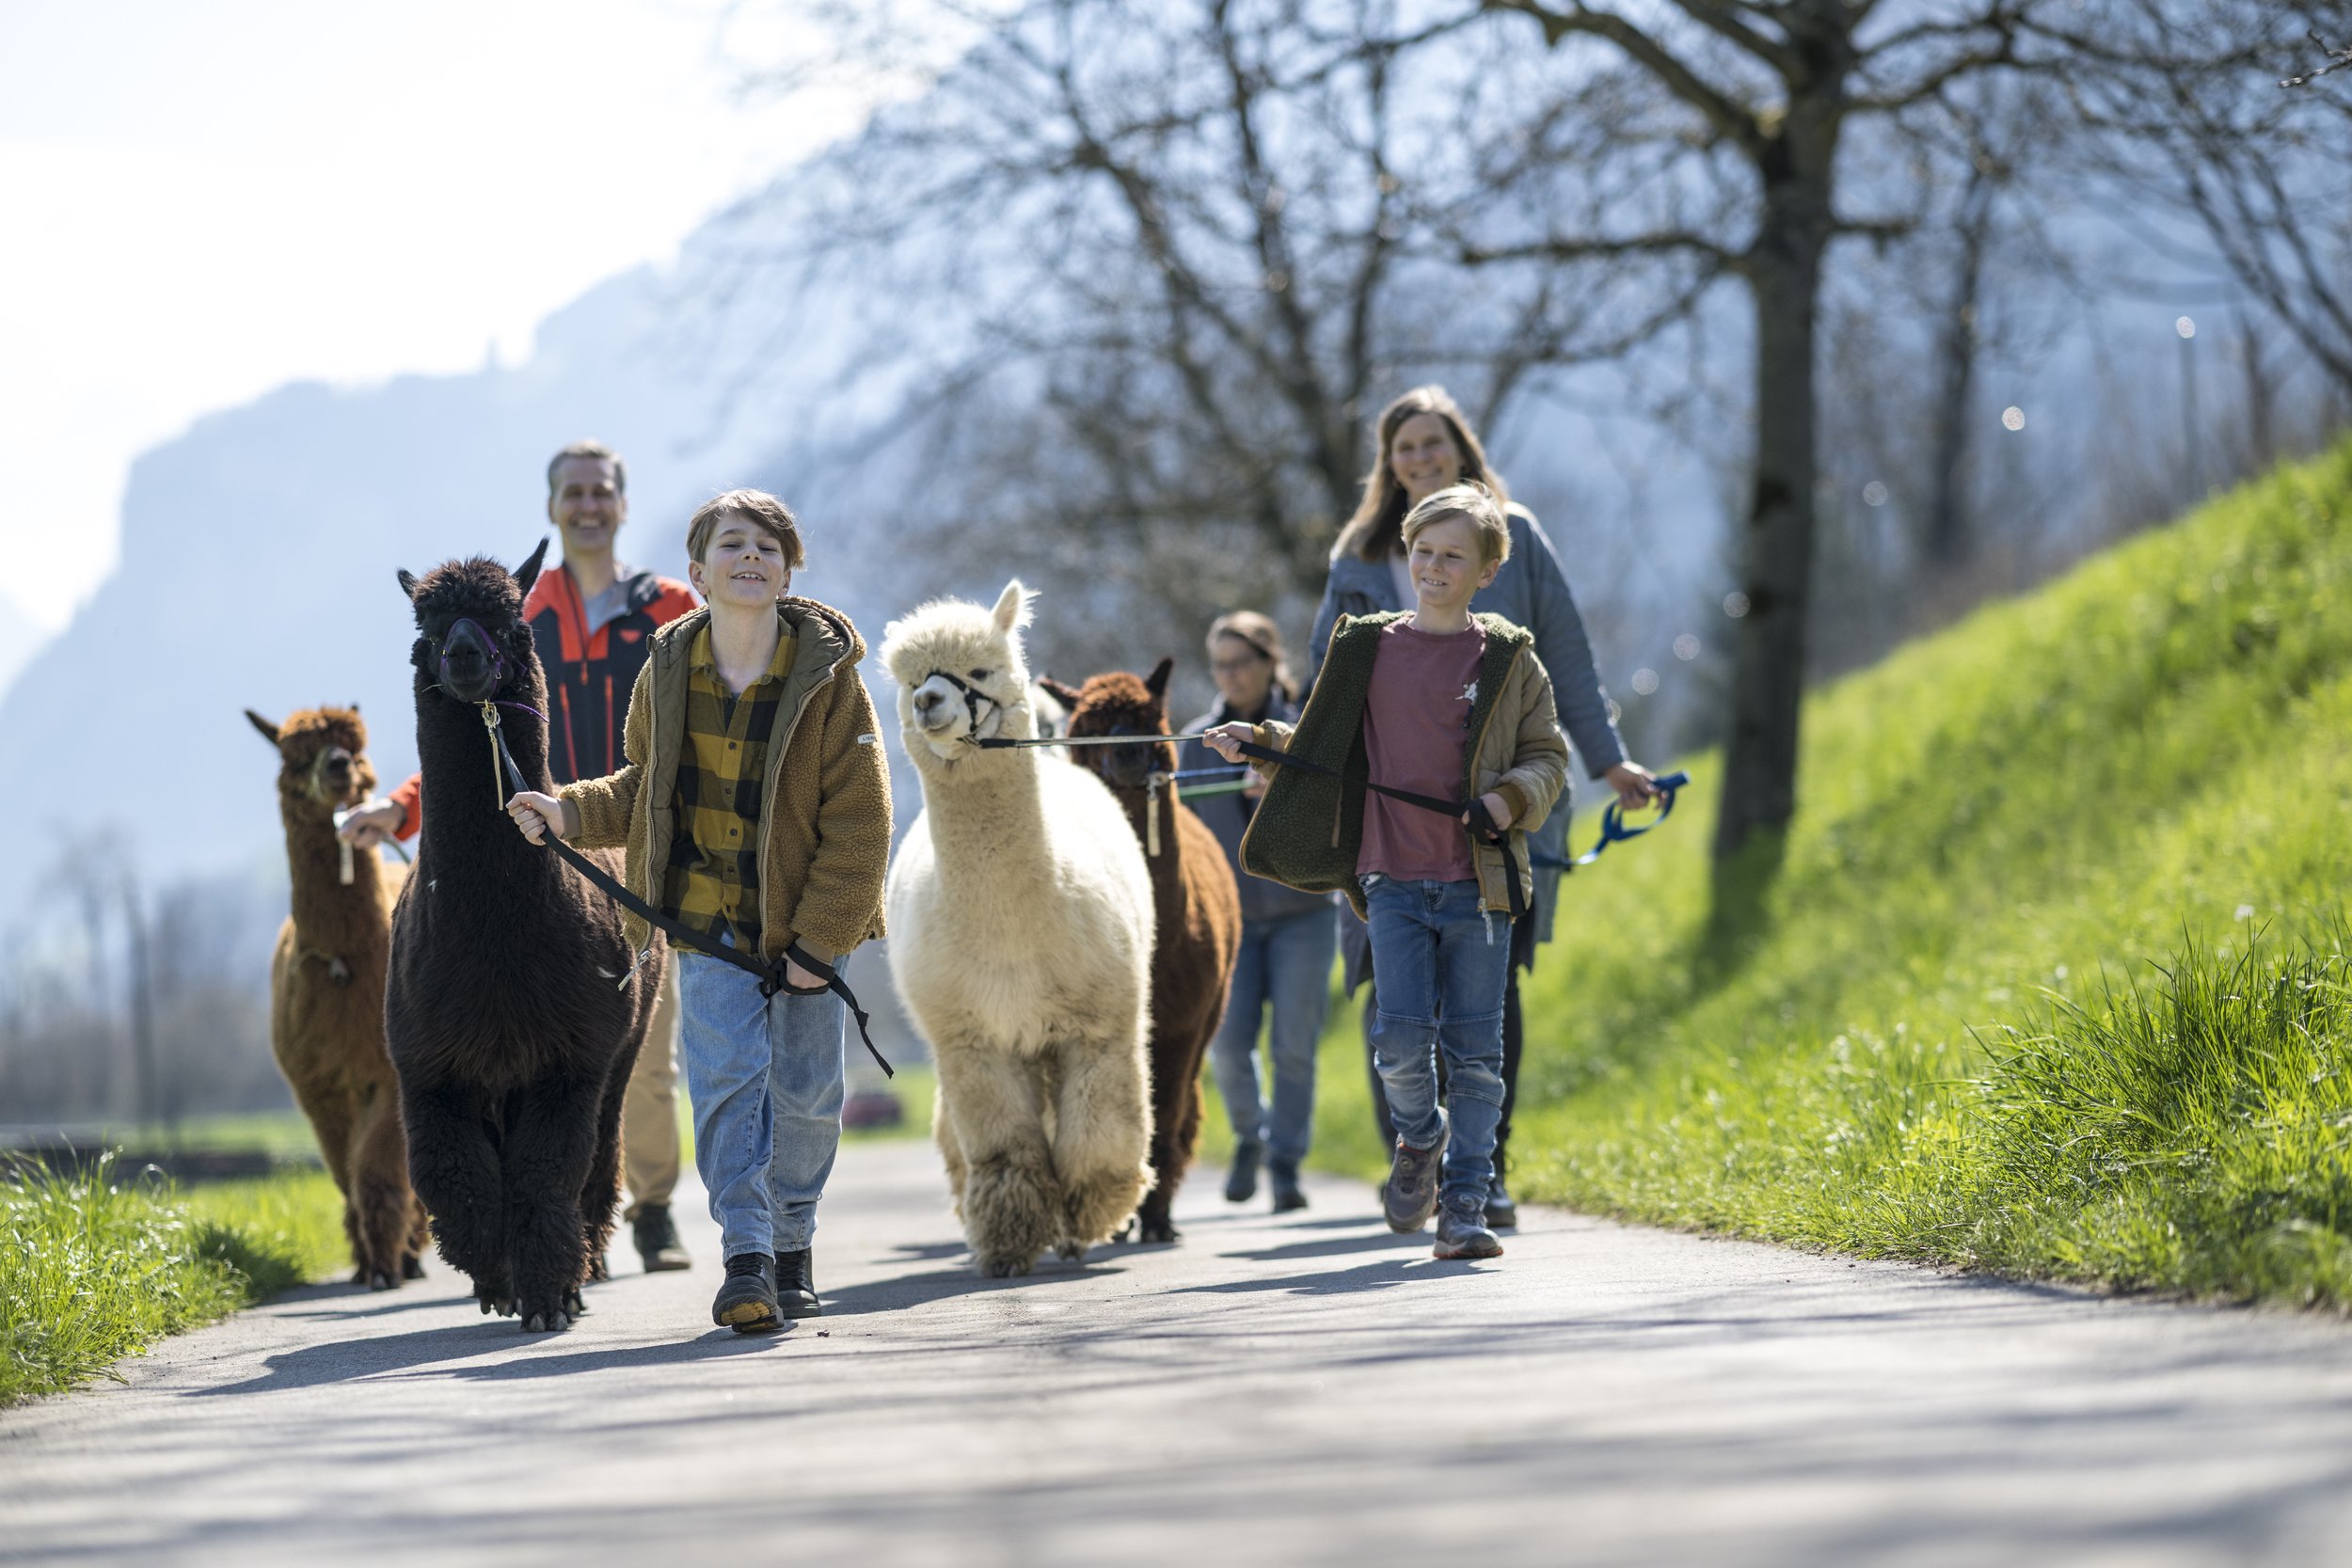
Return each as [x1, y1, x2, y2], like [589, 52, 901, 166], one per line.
[342, 439, 701, 1273]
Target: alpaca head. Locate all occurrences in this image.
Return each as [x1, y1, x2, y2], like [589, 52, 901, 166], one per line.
[246, 705, 376, 820]
[395, 538, 550, 707]
[881, 579, 1037, 762]
[1057, 657, 1175, 792]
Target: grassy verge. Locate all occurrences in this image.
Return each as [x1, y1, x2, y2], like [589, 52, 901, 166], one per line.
[1307, 440, 2352, 1308]
[1, 1160, 344, 1408]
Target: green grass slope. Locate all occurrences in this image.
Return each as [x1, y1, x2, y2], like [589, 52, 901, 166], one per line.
[1311, 440, 2352, 1307]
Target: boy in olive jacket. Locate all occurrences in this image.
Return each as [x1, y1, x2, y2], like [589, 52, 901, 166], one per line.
[508, 489, 891, 1331]
[1206, 483, 1567, 1260]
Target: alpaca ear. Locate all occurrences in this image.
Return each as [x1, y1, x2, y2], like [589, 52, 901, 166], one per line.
[992, 579, 1033, 633]
[244, 709, 281, 746]
[1144, 657, 1173, 701]
[397, 568, 421, 600]
[513, 535, 551, 598]
[1040, 676, 1084, 710]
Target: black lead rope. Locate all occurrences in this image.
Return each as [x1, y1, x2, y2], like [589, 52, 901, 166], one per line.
[482, 706, 892, 1078]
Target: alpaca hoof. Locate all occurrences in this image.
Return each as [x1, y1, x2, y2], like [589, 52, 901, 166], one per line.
[350, 1266, 371, 1286]
[369, 1270, 396, 1291]
[1137, 1217, 1179, 1244]
[522, 1309, 571, 1334]
[588, 1252, 612, 1283]
[564, 1289, 588, 1317]
[1056, 1242, 1086, 1262]
[977, 1252, 1033, 1278]
[402, 1256, 426, 1280]
[1110, 1220, 1136, 1244]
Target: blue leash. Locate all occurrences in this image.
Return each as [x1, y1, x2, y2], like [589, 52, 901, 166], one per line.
[1562, 769, 1690, 866]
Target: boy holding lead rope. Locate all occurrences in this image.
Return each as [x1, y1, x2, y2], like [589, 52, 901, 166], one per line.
[1205, 483, 1567, 1260]
[507, 489, 892, 1331]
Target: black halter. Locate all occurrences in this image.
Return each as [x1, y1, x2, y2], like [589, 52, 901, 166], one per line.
[436, 616, 511, 694]
[923, 669, 998, 732]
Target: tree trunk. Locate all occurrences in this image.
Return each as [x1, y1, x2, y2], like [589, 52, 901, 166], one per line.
[1927, 176, 1993, 565]
[1714, 203, 1829, 870]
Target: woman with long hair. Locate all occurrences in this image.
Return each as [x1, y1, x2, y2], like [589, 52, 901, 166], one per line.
[1176, 612, 1339, 1212]
[1308, 386, 1658, 1229]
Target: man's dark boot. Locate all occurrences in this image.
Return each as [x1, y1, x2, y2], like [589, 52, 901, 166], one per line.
[774, 1248, 821, 1318]
[633, 1204, 692, 1273]
[1225, 1140, 1262, 1203]
[1268, 1159, 1309, 1212]
[1484, 1181, 1518, 1230]
[712, 1253, 779, 1334]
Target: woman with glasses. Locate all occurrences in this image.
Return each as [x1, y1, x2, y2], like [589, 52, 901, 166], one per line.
[1176, 611, 1339, 1212]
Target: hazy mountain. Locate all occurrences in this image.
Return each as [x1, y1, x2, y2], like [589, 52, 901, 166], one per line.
[0, 261, 911, 911]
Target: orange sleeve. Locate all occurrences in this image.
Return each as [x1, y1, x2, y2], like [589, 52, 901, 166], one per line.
[649, 578, 699, 626]
[389, 772, 423, 842]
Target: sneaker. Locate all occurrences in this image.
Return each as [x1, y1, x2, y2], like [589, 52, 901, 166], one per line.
[1268, 1159, 1309, 1212]
[1382, 1111, 1446, 1233]
[633, 1204, 693, 1273]
[1434, 1196, 1503, 1260]
[773, 1248, 821, 1318]
[1225, 1140, 1262, 1203]
[711, 1252, 780, 1334]
[1484, 1181, 1518, 1231]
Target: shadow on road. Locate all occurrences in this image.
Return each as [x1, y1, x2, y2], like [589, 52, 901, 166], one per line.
[192, 1316, 785, 1396]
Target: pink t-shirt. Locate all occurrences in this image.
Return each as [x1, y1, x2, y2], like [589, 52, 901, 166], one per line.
[1357, 617, 1485, 882]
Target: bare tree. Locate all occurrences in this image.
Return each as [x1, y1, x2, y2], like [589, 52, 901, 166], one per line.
[722, 0, 1717, 673]
[1458, 0, 2154, 878]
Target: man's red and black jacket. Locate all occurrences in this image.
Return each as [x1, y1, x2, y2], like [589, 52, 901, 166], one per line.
[390, 562, 698, 837]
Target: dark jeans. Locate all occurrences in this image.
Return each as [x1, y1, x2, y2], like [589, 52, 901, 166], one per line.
[1366, 948, 1524, 1183]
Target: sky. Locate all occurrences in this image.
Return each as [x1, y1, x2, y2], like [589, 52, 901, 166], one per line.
[0, 0, 857, 635]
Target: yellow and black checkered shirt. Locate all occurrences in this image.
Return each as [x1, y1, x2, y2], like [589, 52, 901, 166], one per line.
[662, 622, 796, 949]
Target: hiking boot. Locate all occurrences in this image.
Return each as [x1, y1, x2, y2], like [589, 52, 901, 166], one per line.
[633, 1204, 692, 1273]
[1484, 1181, 1518, 1231]
[1225, 1140, 1262, 1203]
[1382, 1111, 1446, 1233]
[1268, 1159, 1309, 1213]
[1434, 1195, 1504, 1260]
[773, 1247, 821, 1318]
[711, 1252, 779, 1334]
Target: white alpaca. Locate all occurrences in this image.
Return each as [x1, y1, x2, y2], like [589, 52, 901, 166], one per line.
[882, 580, 1157, 1276]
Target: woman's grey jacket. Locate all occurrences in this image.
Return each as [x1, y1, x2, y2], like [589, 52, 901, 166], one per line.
[1306, 505, 1624, 945]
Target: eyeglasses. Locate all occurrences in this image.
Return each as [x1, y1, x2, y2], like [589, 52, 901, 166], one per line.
[1211, 657, 1267, 675]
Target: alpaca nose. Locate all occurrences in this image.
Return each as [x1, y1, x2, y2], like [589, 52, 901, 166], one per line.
[914, 688, 946, 721]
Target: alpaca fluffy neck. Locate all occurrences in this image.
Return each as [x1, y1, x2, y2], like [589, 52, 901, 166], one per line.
[413, 680, 566, 895]
[281, 796, 389, 960]
[914, 745, 1052, 872]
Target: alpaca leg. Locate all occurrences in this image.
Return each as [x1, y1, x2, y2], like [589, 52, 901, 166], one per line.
[575, 1034, 640, 1301]
[349, 1081, 416, 1291]
[935, 1046, 1057, 1277]
[403, 1080, 512, 1313]
[1136, 1019, 1212, 1244]
[502, 1072, 602, 1331]
[284, 1067, 364, 1278]
[1051, 1035, 1154, 1259]
[933, 1076, 968, 1220]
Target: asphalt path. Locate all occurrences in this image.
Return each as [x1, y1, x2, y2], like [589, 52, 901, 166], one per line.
[7, 1136, 2352, 1567]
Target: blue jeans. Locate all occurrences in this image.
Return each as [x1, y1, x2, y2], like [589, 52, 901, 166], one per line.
[675, 941, 847, 1259]
[1209, 905, 1339, 1167]
[1361, 877, 1510, 1211]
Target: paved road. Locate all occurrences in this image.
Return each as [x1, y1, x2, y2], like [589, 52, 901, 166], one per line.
[7, 1137, 2352, 1567]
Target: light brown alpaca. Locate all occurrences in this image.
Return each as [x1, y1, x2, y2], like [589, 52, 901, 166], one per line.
[246, 705, 427, 1290]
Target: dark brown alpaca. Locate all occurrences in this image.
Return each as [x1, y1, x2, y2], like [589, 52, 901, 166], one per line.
[246, 705, 428, 1290]
[384, 541, 664, 1332]
[1044, 659, 1241, 1243]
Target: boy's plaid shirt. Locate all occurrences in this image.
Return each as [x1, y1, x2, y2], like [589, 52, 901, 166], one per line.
[661, 623, 797, 949]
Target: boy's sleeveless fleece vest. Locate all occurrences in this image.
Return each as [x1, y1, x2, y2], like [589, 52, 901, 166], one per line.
[1240, 611, 1533, 918]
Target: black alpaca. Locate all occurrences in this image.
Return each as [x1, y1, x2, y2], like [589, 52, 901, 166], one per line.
[384, 542, 665, 1332]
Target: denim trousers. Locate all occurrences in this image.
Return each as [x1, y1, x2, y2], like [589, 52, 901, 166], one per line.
[674, 941, 847, 1259]
[1209, 904, 1339, 1168]
[1361, 876, 1510, 1210]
